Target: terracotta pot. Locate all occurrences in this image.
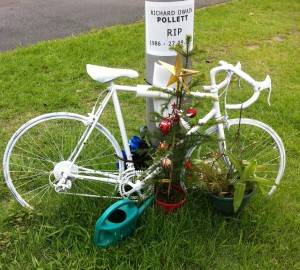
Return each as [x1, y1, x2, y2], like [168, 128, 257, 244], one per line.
[155, 184, 187, 213]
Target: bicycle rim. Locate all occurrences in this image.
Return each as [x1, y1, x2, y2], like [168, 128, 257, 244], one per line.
[3, 112, 125, 209]
[186, 118, 286, 195]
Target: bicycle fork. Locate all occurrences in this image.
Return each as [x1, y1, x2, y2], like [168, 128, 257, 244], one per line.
[185, 89, 230, 165]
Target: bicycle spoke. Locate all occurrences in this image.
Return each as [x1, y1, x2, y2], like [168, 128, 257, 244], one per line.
[186, 118, 285, 195]
[3, 113, 124, 208]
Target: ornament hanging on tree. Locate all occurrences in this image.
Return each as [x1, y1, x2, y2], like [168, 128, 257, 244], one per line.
[161, 158, 172, 169]
[159, 53, 199, 93]
[170, 113, 180, 125]
[186, 107, 197, 118]
[159, 141, 170, 150]
[159, 118, 172, 134]
[169, 102, 179, 125]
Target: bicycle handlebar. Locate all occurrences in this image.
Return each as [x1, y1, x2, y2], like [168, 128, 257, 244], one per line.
[202, 61, 240, 92]
[202, 60, 272, 109]
[134, 60, 271, 110]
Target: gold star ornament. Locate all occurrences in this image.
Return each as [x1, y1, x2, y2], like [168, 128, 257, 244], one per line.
[158, 53, 198, 93]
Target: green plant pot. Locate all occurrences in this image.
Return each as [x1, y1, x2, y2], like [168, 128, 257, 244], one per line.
[208, 188, 256, 215]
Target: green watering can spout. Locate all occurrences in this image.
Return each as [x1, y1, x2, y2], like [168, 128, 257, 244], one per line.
[93, 196, 154, 247]
[138, 196, 155, 216]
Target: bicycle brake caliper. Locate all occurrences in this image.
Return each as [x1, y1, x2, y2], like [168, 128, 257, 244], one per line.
[257, 75, 272, 106]
[222, 116, 229, 128]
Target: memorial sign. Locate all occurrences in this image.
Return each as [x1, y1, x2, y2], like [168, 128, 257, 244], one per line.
[145, 0, 194, 56]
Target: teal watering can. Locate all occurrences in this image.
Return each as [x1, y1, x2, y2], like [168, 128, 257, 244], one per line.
[93, 196, 154, 247]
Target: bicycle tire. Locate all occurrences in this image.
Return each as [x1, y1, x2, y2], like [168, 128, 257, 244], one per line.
[3, 112, 125, 209]
[186, 118, 286, 195]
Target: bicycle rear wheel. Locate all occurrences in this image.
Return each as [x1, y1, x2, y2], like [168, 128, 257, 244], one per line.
[3, 112, 125, 209]
[186, 118, 286, 195]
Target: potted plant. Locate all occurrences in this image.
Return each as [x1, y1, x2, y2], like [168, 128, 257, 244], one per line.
[154, 179, 187, 213]
[149, 86, 189, 213]
[146, 36, 201, 213]
[187, 150, 277, 214]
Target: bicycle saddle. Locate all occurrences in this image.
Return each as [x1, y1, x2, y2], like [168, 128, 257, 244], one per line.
[86, 64, 139, 83]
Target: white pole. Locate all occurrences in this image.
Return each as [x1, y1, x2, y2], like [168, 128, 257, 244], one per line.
[144, 0, 195, 136]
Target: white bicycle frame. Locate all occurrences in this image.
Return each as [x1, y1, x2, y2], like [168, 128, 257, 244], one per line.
[58, 61, 272, 191]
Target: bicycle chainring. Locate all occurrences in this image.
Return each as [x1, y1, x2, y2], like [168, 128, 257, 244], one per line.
[118, 168, 153, 200]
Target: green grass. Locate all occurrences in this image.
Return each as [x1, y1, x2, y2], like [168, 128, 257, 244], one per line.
[1, 0, 300, 269]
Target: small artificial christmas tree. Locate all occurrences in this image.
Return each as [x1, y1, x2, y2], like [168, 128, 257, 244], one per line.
[147, 35, 205, 202]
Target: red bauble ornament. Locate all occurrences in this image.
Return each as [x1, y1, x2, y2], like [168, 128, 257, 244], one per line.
[186, 107, 197, 118]
[159, 118, 172, 134]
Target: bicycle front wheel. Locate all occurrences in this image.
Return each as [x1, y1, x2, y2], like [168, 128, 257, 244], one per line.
[3, 112, 125, 209]
[186, 118, 286, 195]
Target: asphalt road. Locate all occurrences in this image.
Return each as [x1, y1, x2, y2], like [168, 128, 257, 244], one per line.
[0, 0, 229, 52]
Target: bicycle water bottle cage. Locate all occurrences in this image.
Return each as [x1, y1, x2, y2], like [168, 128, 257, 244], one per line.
[86, 64, 139, 83]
